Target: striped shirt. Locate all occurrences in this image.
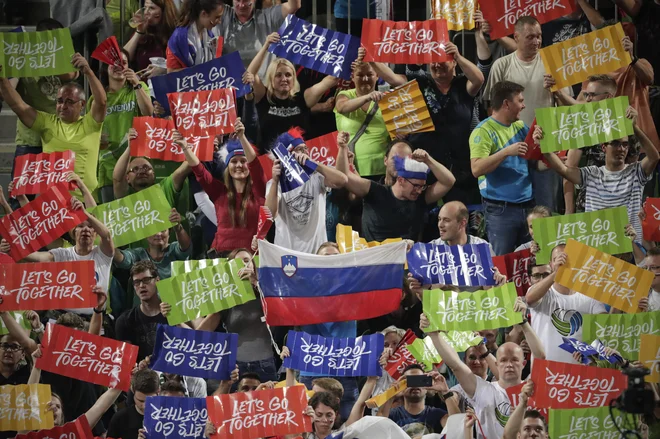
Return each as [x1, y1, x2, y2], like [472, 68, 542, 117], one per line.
[580, 162, 651, 242]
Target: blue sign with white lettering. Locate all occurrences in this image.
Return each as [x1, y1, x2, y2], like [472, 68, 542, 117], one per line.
[559, 337, 599, 364]
[144, 396, 207, 439]
[150, 325, 237, 380]
[272, 142, 318, 193]
[269, 15, 360, 81]
[407, 242, 496, 287]
[283, 330, 384, 377]
[151, 51, 251, 115]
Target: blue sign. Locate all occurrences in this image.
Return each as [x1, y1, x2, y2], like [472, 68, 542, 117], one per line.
[283, 330, 384, 377]
[559, 337, 599, 364]
[407, 242, 496, 287]
[272, 142, 318, 193]
[591, 339, 625, 364]
[151, 51, 251, 115]
[150, 325, 238, 380]
[144, 396, 207, 439]
[268, 15, 360, 81]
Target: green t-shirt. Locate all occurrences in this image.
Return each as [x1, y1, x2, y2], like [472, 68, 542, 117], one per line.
[32, 110, 103, 193]
[15, 76, 62, 147]
[334, 89, 389, 176]
[88, 82, 149, 188]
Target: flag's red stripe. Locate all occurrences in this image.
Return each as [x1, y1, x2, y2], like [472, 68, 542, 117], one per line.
[264, 289, 401, 326]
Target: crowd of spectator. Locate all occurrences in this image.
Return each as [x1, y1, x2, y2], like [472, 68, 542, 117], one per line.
[0, 0, 659, 438]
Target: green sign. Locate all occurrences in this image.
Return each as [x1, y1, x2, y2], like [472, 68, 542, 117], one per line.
[0, 29, 76, 78]
[549, 407, 635, 438]
[156, 258, 255, 325]
[536, 96, 634, 153]
[532, 206, 631, 264]
[171, 258, 227, 277]
[583, 311, 660, 360]
[405, 337, 442, 372]
[90, 184, 174, 247]
[441, 331, 483, 352]
[422, 283, 522, 332]
[0, 312, 32, 335]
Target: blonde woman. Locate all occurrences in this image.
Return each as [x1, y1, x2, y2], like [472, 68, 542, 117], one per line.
[248, 32, 338, 152]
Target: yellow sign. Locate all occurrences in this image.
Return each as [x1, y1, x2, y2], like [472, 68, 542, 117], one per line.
[335, 224, 402, 253]
[0, 384, 53, 431]
[555, 240, 652, 314]
[365, 379, 407, 409]
[431, 0, 475, 31]
[540, 23, 632, 91]
[379, 80, 434, 139]
[640, 334, 660, 383]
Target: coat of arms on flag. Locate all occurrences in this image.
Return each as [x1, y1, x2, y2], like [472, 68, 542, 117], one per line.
[282, 255, 298, 277]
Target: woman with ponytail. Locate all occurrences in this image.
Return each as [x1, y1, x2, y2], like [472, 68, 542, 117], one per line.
[166, 0, 225, 72]
[175, 118, 266, 255]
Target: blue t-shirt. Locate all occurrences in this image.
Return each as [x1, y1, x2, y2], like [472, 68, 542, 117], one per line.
[389, 406, 447, 436]
[299, 321, 357, 377]
[469, 117, 532, 203]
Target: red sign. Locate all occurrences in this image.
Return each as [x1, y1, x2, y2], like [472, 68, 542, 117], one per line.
[11, 151, 76, 196]
[530, 359, 626, 409]
[524, 119, 567, 166]
[385, 330, 419, 380]
[306, 131, 339, 167]
[361, 19, 452, 64]
[15, 415, 92, 439]
[493, 249, 533, 296]
[37, 323, 139, 392]
[642, 198, 660, 241]
[215, 36, 224, 58]
[206, 386, 312, 439]
[505, 382, 548, 420]
[258, 155, 274, 181]
[0, 261, 96, 311]
[168, 88, 237, 142]
[130, 116, 214, 162]
[0, 184, 87, 262]
[479, 0, 578, 40]
[256, 206, 273, 241]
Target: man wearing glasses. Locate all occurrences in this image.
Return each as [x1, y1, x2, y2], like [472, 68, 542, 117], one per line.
[540, 105, 659, 245]
[115, 260, 168, 362]
[641, 247, 660, 312]
[0, 52, 106, 197]
[337, 139, 455, 242]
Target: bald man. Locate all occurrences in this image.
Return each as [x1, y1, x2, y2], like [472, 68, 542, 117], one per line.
[383, 140, 414, 186]
[423, 313, 533, 439]
[431, 201, 495, 256]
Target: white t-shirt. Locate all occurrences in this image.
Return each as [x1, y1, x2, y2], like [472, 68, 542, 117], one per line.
[49, 246, 113, 314]
[464, 376, 511, 439]
[529, 285, 606, 364]
[268, 172, 328, 254]
[648, 289, 660, 312]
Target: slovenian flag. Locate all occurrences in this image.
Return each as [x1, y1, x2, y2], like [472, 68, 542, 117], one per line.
[258, 240, 407, 326]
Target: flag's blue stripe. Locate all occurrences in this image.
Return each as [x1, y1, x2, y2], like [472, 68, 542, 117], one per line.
[259, 264, 403, 298]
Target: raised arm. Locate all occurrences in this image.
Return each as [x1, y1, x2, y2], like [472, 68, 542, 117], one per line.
[85, 388, 122, 429]
[514, 298, 545, 360]
[304, 75, 339, 109]
[89, 287, 108, 336]
[265, 161, 281, 218]
[247, 33, 280, 102]
[67, 172, 97, 208]
[563, 148, 583, 214]
[0, 311, 37, 353]
[415, 149, 455, 204]
[422, 313, 477, 398]
[611, 0, 642, 17]
[503, 381, 535, 439]
[526, 252, 565, 307]
[79, 201, 114, 257]
[336, 132, 371, 198]
[577, 0, 604, 27]
[0, 67, 37, 128]
[536, 127, 582, 185]
[113, 131, 134, 199]
[622, 37, 654, 86]
[171, 162, 191, 192]
[445, 42, 484, 97]
[72, 53, 107, 124]
[369, 61, 407, 88]
[345, 376, 377, 426]
[234, 118, 256, 163]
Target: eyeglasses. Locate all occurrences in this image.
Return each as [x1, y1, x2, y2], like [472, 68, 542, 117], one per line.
[531, 272, 551, 280]
[646, 265, 660, 271]
[56, 98, 82, 106]
[0, 343, 23, 352]
[604, 140, 629, 149]
[129, 165, 154, 174]
[132, 276, 156, 287]
[404, 178, 428, 191]
[582, 91, 610, 100]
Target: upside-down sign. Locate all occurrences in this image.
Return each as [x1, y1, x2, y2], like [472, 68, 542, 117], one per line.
[378, 80, 434, 139]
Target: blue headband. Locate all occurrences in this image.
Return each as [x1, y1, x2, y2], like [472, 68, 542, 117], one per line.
[393, 156, 429, 180]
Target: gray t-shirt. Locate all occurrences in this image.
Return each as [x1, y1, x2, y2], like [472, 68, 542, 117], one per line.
[213, 5, 285, 79]
[220, 297, 273, 363]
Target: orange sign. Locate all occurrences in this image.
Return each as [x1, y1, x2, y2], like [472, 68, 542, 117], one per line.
[378, 80, 434, 139]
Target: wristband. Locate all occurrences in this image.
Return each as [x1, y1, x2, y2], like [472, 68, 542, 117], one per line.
[32, 325, 44, 334]
[479, 352, 490, 360]
[631, 56, 639, 66]
[135, 30, 145, 35]
[93, 307, 105, 314]
[133, 83, 143, 90]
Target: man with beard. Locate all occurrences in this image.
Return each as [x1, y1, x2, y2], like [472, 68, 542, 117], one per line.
[369, 42, 484, 205]
[380, 364, 453, 435]
[22, 199, 114, 315]
[540, 106, 659, 243]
